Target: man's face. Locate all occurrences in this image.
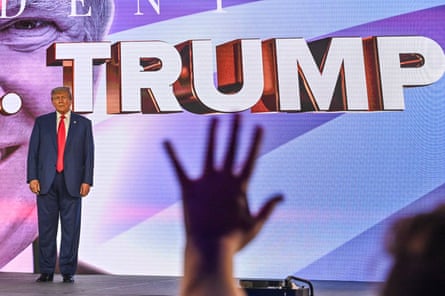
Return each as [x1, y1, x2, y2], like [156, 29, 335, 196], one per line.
[0, 0, 100, 268]
[51, 91, 72, 114]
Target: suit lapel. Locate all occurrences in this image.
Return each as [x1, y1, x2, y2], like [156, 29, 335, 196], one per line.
[49, 112, 57, 150]
[65, 113, 77, 148]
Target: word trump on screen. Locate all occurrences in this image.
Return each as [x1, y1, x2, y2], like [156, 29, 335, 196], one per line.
[1, 36, 444, 115]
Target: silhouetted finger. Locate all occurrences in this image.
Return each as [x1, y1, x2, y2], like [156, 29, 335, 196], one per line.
[204, 117, 218, 172]
[164, 140, 189, 185]
[223, 114, 240, 172]
[240, 195, 283, 249]
[240, 126, 263, 180]
[255, 195, 284, 224]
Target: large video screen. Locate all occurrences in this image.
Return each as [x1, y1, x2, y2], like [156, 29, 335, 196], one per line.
[2, 0, 445, 282]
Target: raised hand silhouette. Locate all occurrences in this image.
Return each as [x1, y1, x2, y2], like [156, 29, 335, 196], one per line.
[164, 114, 283, 296]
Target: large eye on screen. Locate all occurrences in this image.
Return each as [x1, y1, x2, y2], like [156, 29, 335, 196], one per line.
[0, 19, 59, 52]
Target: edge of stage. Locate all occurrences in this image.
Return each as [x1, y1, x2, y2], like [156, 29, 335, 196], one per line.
[0, 272, 382, 296]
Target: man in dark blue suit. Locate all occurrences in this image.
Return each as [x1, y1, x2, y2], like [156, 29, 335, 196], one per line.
[27, 86, 94, 283]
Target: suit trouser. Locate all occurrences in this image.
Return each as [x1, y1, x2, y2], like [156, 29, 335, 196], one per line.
[37, 172, 81, 275]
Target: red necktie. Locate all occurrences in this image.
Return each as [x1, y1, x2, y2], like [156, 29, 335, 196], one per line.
[56, 115, 66, 173]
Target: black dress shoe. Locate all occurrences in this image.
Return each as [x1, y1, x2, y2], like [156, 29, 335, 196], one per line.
[62, 274, 75, 283]
[36, 273, 54, 282]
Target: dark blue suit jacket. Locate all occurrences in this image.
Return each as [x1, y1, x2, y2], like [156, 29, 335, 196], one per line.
[27, 112, 94, 197]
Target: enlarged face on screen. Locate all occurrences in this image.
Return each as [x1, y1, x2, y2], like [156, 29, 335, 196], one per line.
[0, 0, 113, 268]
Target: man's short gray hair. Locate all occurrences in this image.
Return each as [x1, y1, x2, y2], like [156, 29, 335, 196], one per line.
[51, 86, 72, 99]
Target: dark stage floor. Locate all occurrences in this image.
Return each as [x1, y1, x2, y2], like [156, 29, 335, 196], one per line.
[0, 272, 382, 296]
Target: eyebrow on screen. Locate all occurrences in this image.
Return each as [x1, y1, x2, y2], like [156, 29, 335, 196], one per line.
[1, 1, 70, 18]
